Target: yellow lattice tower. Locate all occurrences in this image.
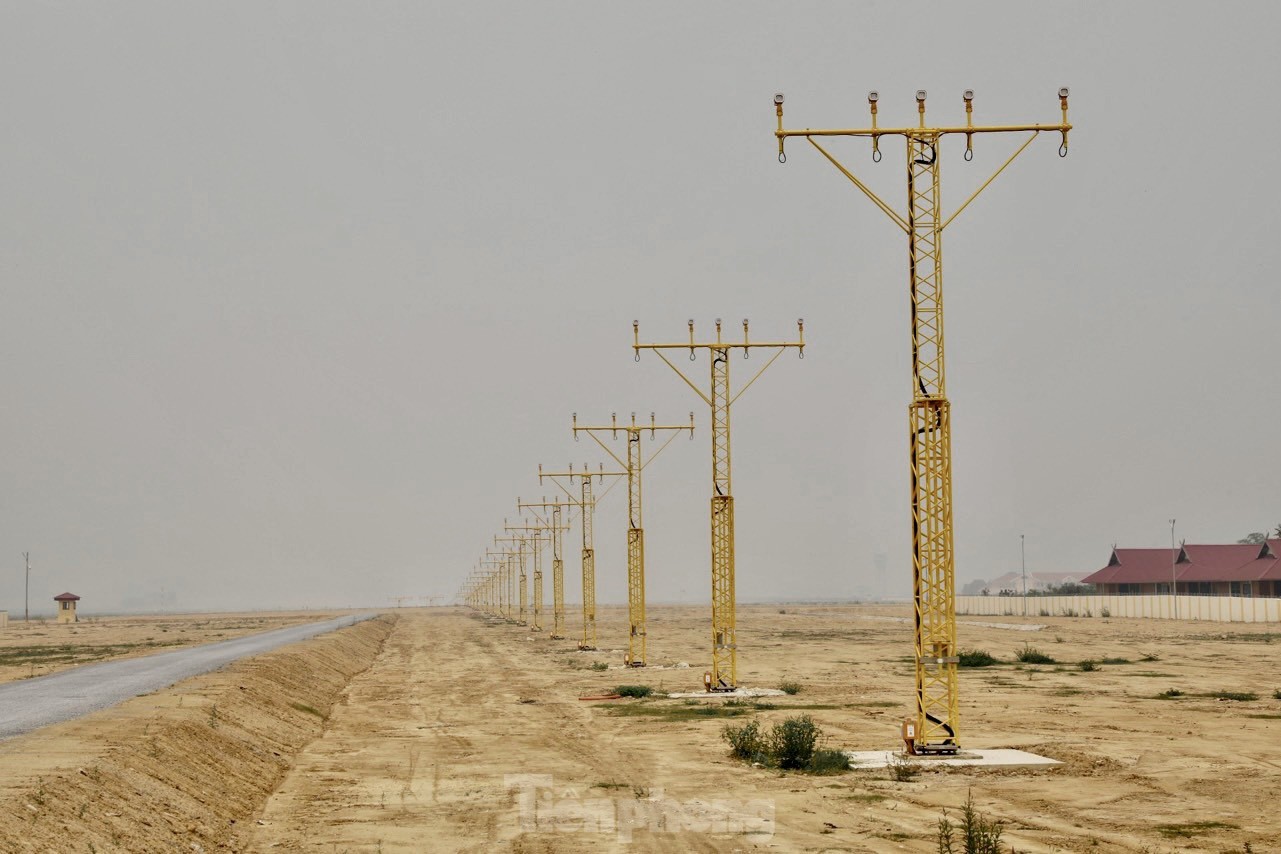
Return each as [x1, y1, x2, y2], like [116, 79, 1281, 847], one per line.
[504, 521, 551, 631]
[482, 553, 509, 617]
[572, 412, 694, 667]
[634, 319, 804, 690]
[539, 463, 627, 651]
[493, 533, 535, 627]
[485, 547, 515, 621]
[774, 88, 1072, 753]
[517, 497, 574, 640]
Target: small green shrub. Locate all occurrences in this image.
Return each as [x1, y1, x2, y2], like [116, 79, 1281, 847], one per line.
[589, 661, 609, 672]
[1274, 689, 1281, 700]
[1015, 643, 1055, 664]
[722, 720, 765, 761]
[1212, 691, 1258, 702]
[1100, 606, 1111, 618]
[936, 790, 1005, 854]
[1101, 657, 1131, 665]
[1141, 652, 1161, 662]
[1038, 608, 1051, 617]
[887, 752, 919, 782]
[616, 684, 653, 698]
[1157, 688, 1184, 699]
[958, 649, 998, 667]
[1079, 659, 1099, 672]
[769, 715, 820, 769]
[807, 748, 850, 775]
[779, 680, 802, 695]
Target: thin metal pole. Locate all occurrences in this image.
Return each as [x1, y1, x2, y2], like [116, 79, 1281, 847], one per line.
[1020, 535, 1026, 618]
[1170, 519, 1177, 619]
[23, 552, 30, 623]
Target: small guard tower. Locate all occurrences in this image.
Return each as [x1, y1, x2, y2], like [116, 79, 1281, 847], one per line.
[54, 592, 80, 624]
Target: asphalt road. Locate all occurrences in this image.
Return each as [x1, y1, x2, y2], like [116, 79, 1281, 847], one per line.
[0, 613, 376, 741]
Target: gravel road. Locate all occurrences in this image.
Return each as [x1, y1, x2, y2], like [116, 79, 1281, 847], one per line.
[0, 613, 377, 740]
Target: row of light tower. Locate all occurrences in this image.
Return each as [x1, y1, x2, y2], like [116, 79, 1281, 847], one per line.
[462, 318, 806, 692]
[465, 87, 1073, 755]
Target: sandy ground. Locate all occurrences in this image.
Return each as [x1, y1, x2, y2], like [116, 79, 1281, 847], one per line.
[0, 615, 392, 852]
[0, 604, 1277, 851]
[244, 604, 1281, 853]
[0, 611, 343, 685]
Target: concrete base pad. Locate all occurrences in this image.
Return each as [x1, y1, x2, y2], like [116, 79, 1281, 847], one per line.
[845, 748, 1061, 769]
[666, 687, 787, 699]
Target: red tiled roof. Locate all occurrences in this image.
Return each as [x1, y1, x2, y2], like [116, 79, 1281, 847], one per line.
[1082, 541, 1279, 586]
[53, 592, 80, 601]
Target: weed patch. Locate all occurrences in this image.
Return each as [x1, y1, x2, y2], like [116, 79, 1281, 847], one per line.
[1015, 643, 1055, 664]
[1155, 821, 1237, 838]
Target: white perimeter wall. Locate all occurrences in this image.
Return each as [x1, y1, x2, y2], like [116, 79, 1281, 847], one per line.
[956, 594, 1281, 624]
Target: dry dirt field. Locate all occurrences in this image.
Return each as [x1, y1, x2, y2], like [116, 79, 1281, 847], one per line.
[2, 604, 1279, 852]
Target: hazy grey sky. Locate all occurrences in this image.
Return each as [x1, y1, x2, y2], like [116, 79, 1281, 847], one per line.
[2, 2, 1278, 613]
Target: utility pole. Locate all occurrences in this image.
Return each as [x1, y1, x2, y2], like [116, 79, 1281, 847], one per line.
[504, 522, 551, 630]
[573, 411, 694, 667]
[494, 533, 534, 627]
[1170, 519, 1178, 619]
[23, 552, 30, 623]
[773, 87, 1073, 753]
[517, 497, 574, 639]
[482, 552, 510, 618]
[1021, 534, 1027, 618]
[540, 463, 626, 650]
[634, 319, 804, 690]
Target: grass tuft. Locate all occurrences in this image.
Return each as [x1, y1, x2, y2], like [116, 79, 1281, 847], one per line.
[1015, 643, 1055, 664]
[615, 684, 653, 698]
[958, 649, 998, 667]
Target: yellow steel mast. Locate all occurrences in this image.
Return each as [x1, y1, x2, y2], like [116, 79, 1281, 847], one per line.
[540, 463, 627, 651]
[484, 549, 513, 619]
[573, 412, 694, 667]
[503, 523, 548, 631]
[774, 88, 1072, 753]
[634, 319, 804, 690]
[517, 498, 574, 640]
[494, 533, 536, 627]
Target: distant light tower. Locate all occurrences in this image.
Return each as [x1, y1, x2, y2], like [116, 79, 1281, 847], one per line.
[1020, 535, 1027, 618]
[23, 552, 31, 623]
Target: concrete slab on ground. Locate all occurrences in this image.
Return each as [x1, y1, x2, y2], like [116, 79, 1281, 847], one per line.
[845, 748, 1061, 769]
[667, 687, 787, 699]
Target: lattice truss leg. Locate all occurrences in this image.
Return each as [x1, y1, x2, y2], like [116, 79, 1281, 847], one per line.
[580, 478, 597, 650]
[907, 134, 959, 751]
[552, 506, 565, 638]
[532, 543, 544, 631]
[709, 348, 737, 689]
[626, 432, 647, 666]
